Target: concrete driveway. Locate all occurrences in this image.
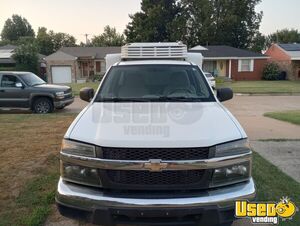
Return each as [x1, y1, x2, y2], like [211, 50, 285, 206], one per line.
[223, 95, 300, 140]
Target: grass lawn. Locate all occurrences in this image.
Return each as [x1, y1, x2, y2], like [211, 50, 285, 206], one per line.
[217, 80, 300, 94]
[264, 110, 300, 125]
[67, 82, 100, 96]
[253, 152, 300, 226]
[0, 114, 299, 226]
[0, 114, 76, 226]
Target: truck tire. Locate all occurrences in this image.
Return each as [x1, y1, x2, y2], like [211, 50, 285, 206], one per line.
[33, 97, 54, 114]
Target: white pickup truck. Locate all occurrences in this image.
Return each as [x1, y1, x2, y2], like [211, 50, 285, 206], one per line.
[56, 42, 255, 226]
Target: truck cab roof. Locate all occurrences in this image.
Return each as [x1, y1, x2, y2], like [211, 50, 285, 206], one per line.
[116, 60, 196, 66]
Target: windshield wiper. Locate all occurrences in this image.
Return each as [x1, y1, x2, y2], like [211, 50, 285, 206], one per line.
[97, 97, 151, 102]
[154, 96, 202, 102]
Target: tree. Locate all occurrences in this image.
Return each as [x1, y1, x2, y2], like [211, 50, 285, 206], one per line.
[36, 27, 54, 55]
[35, 28, 76, 55]
[125, 0, 262, 48]
[124, 0, 185, 42]
[181, 0, 263, 48]
[267, 29, 300, 46]
[1, 15, 35, 41]
[51, 31, 77, 52]
[91, 26, 125, 46]
[250, 32, 267, 52]
[13, 43, 39, 73]
[180, 0, 214, 47]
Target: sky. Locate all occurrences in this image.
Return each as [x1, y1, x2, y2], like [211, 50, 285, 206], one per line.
[0, 0, 300, 43]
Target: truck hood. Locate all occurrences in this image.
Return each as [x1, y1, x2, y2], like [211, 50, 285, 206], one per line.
[33, 84, 70, 91]
[67, 102, 245, 148]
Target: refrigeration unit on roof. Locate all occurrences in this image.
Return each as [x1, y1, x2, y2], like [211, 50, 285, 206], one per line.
[121, 42, 188, 59]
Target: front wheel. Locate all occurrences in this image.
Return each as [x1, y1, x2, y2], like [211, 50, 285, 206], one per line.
[33, 98, 54, 114]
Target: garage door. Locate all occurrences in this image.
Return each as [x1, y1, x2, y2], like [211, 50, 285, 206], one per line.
[52, 66, 72, 83]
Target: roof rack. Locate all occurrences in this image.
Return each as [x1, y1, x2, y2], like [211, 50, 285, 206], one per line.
[121, 42, 187, 59]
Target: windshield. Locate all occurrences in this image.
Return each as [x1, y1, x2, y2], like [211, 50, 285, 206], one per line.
[21, 73, 46, 86]
[95, 65, 215, 102]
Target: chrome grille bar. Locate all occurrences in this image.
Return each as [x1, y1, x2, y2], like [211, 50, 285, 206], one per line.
[60, 152, 252, 171]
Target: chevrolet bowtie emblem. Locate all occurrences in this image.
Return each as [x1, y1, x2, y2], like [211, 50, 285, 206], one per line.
[144, 159, 168, 172]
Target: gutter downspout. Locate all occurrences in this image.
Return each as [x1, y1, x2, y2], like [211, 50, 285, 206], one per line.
[229, 60, 232, 79]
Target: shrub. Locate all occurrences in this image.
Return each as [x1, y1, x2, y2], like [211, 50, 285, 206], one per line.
[12, 43, 39, 74]
[0, 67, 15, 71]
[262, 62, 280, 80]
[90, 73, 105, 82]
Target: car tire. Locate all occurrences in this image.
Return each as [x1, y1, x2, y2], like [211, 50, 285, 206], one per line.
[33, 97, 54, 114]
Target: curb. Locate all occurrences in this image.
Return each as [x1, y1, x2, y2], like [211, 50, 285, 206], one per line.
[235, 93, 300, 96]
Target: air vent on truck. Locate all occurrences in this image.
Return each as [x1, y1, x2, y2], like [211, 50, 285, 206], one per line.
[121, 42, 188, 59]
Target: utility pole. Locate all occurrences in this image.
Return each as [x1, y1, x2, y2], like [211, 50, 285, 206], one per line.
[84, 34, 90, 45]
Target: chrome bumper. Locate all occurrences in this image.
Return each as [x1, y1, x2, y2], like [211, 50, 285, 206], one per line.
[56, 178, 256, 211]
[54, 97, 74, 108]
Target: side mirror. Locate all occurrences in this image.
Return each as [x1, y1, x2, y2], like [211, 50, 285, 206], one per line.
[15, 82, 23, 88]
[217, 88, 233, 102]
[80, 87, 94, 102]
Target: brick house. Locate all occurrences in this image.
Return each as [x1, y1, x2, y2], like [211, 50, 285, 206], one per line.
[45, 47, 121, 83]
[265, 43, 300, 80]
[189, 45, 268, 80]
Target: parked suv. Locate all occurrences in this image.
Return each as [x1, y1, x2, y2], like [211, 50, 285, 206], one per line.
[0, 71, 74, 113]
[204, 72, 216, 89]
[56, 43, 255, 226]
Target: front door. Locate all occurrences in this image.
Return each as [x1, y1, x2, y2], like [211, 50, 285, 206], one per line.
[217, 60, 227, 76]
[0, 74, 30, 108]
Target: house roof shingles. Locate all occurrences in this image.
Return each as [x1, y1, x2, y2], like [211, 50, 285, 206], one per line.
[189, 45, 267, 59]
[277, 43, 300, 60]
[278, 43, 300, 51]
[0, 44, 17, 50]
[60, 47, 121, 59]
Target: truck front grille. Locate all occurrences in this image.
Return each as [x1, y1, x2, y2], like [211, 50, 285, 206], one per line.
[102, 147, 209, 160]
[107, 170, 205, 186]
[100, 146, 212, 191]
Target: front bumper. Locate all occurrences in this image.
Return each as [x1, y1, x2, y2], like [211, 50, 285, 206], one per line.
[54, 97, 74, 108]
[56, 178, 256, 225]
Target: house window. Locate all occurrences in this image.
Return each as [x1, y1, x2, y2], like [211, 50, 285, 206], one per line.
[100, 61, 106, 72]
[238, 59, 254, 72]
[96, 61, 101, 73]
[95, 61, 106, 73]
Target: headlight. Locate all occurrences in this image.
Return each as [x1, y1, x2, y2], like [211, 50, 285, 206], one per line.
[56, 91, 65, 99]
[61, 139, 96, 157]
[61, 161, 101, 187]
[210, 161, 251, 187]
[215, 139, 251, 157]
